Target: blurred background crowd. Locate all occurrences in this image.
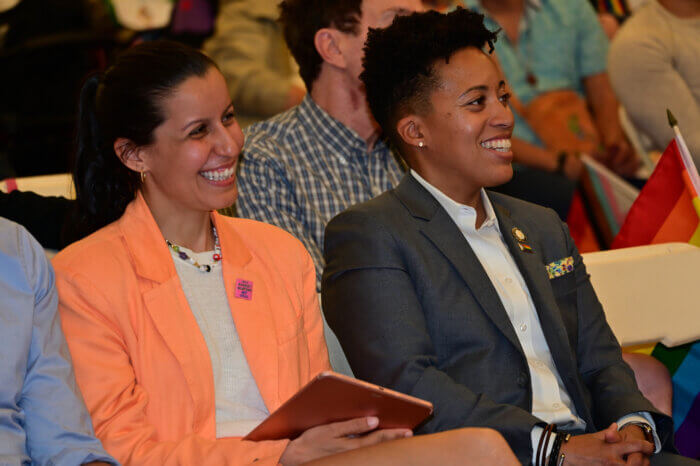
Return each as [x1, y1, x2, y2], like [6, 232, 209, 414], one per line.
[1, 0, 697, 181]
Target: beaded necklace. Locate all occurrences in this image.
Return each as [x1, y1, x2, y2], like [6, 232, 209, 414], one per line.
[166, 227, 222, 273]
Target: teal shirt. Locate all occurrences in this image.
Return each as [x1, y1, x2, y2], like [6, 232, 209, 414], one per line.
[462, 0, 610, 145]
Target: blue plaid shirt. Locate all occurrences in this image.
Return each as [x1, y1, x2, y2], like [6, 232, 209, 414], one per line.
[237, 96, 405, 288]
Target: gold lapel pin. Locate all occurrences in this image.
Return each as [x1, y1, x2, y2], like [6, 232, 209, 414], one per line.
[512, 227, 534, 253]
[512, 227, 527, 242]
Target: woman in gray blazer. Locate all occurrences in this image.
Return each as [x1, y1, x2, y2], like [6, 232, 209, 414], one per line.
[322, 8, 695, 466]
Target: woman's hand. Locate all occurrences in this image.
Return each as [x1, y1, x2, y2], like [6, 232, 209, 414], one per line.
[279, 416, 412, 466]
[559, 423, 654, 465]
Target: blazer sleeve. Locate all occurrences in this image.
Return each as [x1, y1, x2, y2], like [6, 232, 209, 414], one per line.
[298, 241, 332, 376]
[559, 220, 674, 446]
[322, 209, 542, 463]
[55, 269, 289, 466]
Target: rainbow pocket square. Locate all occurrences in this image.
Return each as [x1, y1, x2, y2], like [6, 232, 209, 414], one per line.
[546, 257, 574, 279]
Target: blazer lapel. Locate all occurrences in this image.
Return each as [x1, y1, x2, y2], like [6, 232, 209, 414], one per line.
[394, 176, 524, 353]
[214, 214, 282, 411]
[491, 196, 589, 417]
[119, 193, 216, 429]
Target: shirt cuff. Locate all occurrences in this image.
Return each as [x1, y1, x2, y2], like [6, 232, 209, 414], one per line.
[531, 425, 557, 465]
[617, 412, 661, 453]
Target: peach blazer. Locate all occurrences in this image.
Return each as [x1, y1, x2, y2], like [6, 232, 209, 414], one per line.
[53, 193, 330, 466]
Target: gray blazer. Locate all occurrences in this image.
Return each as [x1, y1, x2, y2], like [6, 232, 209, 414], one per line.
[322, 174, 673, 463]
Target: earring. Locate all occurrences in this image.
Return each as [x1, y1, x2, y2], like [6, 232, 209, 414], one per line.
[140, 171, 146, 183]
[418, 141, 425, 148]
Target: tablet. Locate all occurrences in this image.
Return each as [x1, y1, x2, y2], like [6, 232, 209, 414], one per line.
[243, 371, 433, 441]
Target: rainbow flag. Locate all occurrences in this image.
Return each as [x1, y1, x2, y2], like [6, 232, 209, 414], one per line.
[612, 140, 700, 249]
[612, 134, 700, 458]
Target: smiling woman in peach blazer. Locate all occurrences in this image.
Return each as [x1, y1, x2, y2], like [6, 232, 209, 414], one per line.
[54, 191, 328, 464]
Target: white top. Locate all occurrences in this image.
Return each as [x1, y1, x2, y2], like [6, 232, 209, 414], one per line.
[170, 246, 268, 438]
[410, 171, 659, 459]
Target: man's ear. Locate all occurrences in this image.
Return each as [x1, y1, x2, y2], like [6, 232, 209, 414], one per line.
[396, 114, 429, 150]
[114, 138, 147, 173]
[314, 28, 347, 69]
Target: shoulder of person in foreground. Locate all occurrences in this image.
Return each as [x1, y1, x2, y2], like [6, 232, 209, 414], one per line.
[0, 217, 60, 309]
[0, 217, 118, 465]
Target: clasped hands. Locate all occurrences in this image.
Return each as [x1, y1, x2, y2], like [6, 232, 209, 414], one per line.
[560, 422, 654, 466]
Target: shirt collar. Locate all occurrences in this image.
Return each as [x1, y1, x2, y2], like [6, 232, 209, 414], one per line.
[410, 169, 498, 231]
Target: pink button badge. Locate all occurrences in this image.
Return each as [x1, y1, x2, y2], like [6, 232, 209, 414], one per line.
[235, 279, 253, 300]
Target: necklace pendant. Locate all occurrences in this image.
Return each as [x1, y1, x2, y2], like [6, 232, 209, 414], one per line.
[526, 72, 537, 87]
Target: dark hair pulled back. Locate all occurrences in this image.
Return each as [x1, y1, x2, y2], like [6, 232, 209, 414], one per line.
[72, 40, 217, 238]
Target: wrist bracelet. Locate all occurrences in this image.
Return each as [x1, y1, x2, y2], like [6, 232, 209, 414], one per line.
[536, 424, 555, 466]
[547, 433, 563, 466]
[539, 424, 557, 466]
[547, 432, 571, 466]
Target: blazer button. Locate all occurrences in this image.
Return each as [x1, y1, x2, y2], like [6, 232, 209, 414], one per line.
[517, 373, 528, 388]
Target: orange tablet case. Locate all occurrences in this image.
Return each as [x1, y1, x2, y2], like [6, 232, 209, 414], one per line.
[243, 371, 433, 441]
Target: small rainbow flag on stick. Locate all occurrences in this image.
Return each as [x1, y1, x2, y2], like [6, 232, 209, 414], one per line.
[612, 111, 700, 248]
[612, 110, 700, 458]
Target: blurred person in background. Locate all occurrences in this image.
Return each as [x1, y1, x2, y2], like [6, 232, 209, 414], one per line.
[608, 0, 700, 165]
[204, 0, 306, 127]
[237, 0, 423, 287]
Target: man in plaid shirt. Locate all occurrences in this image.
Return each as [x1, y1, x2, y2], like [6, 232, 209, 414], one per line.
[236, 0, 422, 289]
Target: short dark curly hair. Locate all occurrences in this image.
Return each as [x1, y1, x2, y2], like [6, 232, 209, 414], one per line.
[279, 0, 362, 91]
[361, 7, 498, 147]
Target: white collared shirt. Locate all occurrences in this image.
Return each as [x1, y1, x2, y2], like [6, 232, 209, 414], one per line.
[410, 170, 659, 459]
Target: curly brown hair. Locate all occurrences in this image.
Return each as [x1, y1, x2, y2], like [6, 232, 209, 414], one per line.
[360, 7, 498, 147]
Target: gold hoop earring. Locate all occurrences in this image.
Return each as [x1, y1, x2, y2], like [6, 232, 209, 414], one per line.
[140, 171, 146, 183]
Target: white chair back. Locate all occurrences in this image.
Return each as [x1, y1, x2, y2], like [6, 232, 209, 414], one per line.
[583, 242, 700, 347]
[1, 173, 74, 199]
